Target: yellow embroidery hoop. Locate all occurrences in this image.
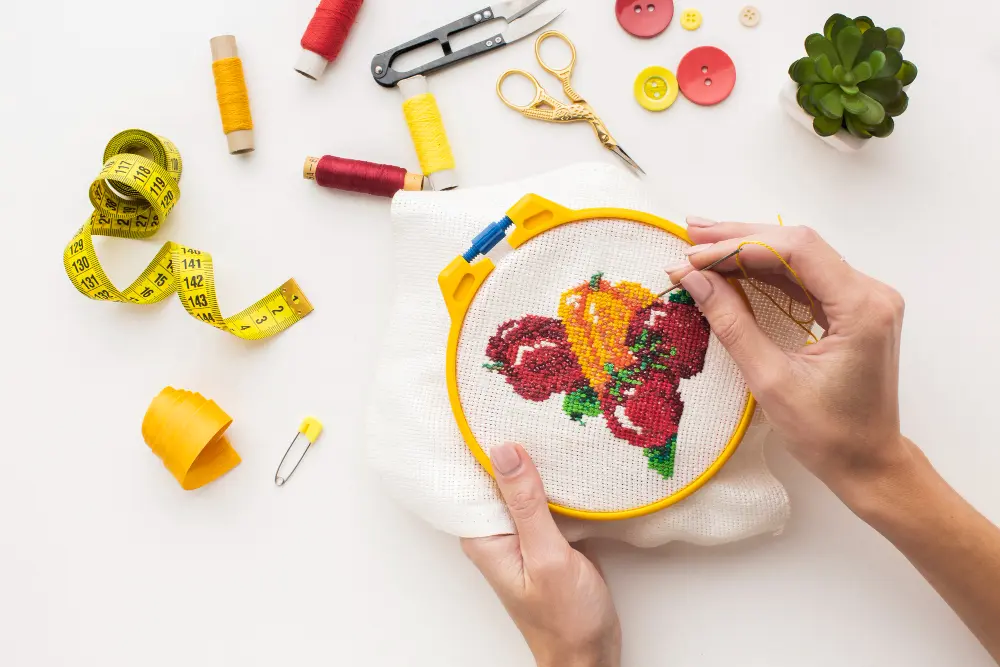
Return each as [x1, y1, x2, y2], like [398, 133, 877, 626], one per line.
[439, 194, 756, 521]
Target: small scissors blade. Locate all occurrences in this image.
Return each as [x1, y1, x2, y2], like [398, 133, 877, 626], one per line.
[491, 0, 550, 22]
[502, 9, 565, 44]
[657, 249, 743, 298]
[611, 145, 646, 176]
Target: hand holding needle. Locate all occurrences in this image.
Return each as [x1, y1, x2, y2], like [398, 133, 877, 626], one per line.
[657, 248, 743, 299]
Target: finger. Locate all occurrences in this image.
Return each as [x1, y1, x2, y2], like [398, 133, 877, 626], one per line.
[686, 218, 777, 245]
[683, 228, 860, 306]
[489, 443, 566, 561]
[461, 535, 524, 584]
[680, 271, 791, 398]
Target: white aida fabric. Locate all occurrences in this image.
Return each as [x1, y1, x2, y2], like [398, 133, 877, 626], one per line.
[366, 163, 812, 546]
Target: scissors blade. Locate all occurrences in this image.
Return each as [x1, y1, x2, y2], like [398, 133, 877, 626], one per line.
[501, 9, 565, 44]
[490, 0, 550, 22]
[611, 145, 646, 176]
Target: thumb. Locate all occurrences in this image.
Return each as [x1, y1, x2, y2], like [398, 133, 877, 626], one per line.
[680, 270, 790, 398]
[489, 443, 567, 563]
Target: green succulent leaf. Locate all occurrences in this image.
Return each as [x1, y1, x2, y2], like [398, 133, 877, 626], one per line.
[873, 47, 903, 79]
[886, 27, 905, 50]
[809, 82, 837, 107]
[832, 64, 846, 83]
[858, 77, 902, 105]
[855, 93, 886, 125]
[789, 57, 821, 84]
[844, 114, 873, 139]
[840, 84, 860, 95]
[805, 34, 840, 68]
[818, 87, 845, 119]
[813, 114, 843, 137]
[852, 61, 873, 82]
[868, 115, 895, 138]
[796, 84, 821, 117]
[841, 94, 867, 115]
[853, 16, 874, 33]
[884, 90, 909, 117]
[866, 50, 887, 76]
[815, 54, 836, 82]
[835, 25, 864, 69]
[856, 27, 887, 63]
[824, 13, 852, 41]
[896, 60, 918, 86]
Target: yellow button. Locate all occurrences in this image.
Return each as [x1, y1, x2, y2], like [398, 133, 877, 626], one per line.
[634, 66, 679, 112]
[739, 5, 760, 27]
[680, 8, 702, 30]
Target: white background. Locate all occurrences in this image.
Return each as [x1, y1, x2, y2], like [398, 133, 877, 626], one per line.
[2, 0, 999, 665]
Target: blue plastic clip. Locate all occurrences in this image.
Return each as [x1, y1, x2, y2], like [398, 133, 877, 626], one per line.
[462, 216, 514, 262]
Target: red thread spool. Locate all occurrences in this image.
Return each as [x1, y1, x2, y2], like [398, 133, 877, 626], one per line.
[296, 0, 365, 80]
[304, 156, 424, 197]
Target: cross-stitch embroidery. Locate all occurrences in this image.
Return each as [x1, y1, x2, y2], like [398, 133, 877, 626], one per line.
[484, 274, 711, 479]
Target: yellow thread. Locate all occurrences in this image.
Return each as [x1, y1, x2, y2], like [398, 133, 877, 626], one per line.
[212, 58, 253, 134]
[402, 93, 456, 175]
[734, 240, 819, 342]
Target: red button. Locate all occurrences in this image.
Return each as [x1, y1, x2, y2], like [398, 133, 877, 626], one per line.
[677, 46, 736, 105]
[616, 0, 674, 38]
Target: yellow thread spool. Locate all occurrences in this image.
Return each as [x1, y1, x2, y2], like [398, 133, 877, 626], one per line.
[210, 35, 255, 155]
[399, 76, 457, 191]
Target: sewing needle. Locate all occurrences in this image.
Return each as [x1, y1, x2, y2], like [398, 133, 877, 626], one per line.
[657, 248, 743, 299]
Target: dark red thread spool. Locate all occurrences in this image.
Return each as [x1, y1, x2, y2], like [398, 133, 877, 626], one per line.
[295, 0, 365, 80]
[304, 156, 424, 197]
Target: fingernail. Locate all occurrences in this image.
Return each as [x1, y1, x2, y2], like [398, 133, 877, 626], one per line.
[685, 244, 713, 256]
[681, 270, 714, 303]
[686, 216, 717, 228]
[491, 443, 522, 476]
[664, 260, 691, 274]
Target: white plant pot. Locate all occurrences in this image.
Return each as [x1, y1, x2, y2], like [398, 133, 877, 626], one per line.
[780, 82, 868, 152]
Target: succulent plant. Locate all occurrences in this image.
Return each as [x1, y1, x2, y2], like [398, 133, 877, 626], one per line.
[789, 14, 917, 139]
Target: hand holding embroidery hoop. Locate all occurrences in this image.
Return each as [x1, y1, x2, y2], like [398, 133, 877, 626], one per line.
[439, 195, 758, 521]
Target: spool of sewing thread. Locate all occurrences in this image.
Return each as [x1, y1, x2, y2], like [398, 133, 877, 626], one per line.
[399, 76, 458, 191]
[304, 155, 424, 197]
[210, 35, 255, 155]
[296, 0, 365, 80]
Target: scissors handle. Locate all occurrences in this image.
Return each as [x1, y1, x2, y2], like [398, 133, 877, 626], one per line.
[534, 31, 582, 103]
[496, 69, 567, 117]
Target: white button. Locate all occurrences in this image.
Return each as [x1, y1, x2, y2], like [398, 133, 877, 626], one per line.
[739, 6, 760, 27]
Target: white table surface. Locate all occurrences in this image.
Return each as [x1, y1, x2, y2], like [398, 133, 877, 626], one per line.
[3, 1, 999, 665]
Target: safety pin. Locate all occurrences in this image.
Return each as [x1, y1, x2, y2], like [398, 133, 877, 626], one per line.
[657, 248, 743, 299]
[275, 417, 323, 486]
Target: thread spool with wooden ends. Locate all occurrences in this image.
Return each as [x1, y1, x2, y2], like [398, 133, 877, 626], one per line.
[304, 155, 424, 197]
[210, 35, 255, 155]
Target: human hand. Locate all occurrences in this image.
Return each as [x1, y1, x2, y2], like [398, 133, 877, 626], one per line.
[461, 443, 621, 667]
[665, 219, 911, 506]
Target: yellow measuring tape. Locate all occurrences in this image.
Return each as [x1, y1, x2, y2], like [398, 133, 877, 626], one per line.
[63, 130, 313, 339]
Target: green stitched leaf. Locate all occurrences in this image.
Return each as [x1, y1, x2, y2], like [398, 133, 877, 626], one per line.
[589, 273, 604, 290]
[884, 90, 909, 117]
[835, 25, 863, 70]
[855, 93, 886, 125]
[896, 60, 918, 86]
[789, 57, 821, 84]
[796, 84, 821, 117]
[814, 55, 836, 83]
[868, 115, 895, 138]
[824, 13, 851, 41]
[805, 34, 840, 68]
[813, 115, 843, 137]
[844, 113, 873, 139]
[818, 87, 845, 119]
[852, 60, 873, 83]
[668, 289, 695, 305]
[841, 94, 866, 115]
[858, 77, 902, 105]
[853, 15, 874, 32]
[856, 27, 887, 63]
[643, 435, 678, 480]
[563, 385, 601, 423]
[886, 27, 905, 50]
[873, 47, 903, 79]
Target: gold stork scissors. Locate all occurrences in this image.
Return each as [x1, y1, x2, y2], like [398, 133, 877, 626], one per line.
[496, 31, 645, 176]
